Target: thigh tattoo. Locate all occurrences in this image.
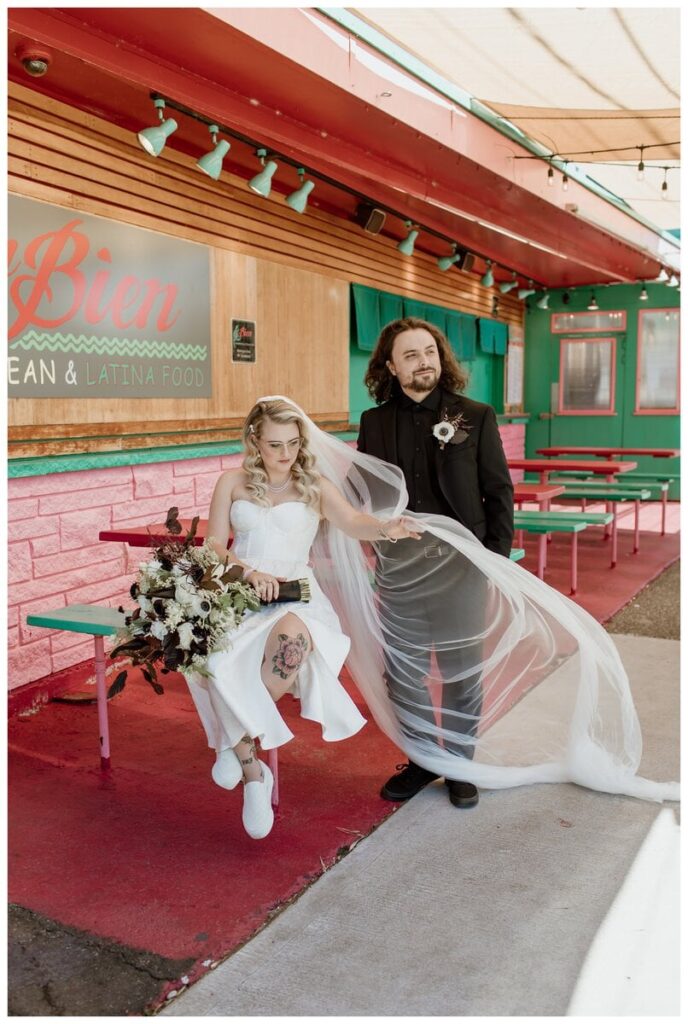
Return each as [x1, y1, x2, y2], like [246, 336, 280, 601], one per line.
[272, 632, 309, 679]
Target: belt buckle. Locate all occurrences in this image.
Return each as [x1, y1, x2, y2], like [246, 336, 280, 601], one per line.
[424, 542, 444, 558]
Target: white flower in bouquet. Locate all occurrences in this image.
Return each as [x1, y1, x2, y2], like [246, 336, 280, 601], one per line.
[138, 594, 153, 614]
[150, 619, 168, 641]
[177, 621, 195, 650]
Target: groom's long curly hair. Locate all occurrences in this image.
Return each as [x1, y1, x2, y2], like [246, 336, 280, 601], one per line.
[365, 317, 469, 404]
[242, 400, 321, 511]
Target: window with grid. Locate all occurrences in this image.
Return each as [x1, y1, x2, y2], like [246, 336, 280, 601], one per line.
[560, 337, 615, 413]
[636, 310, 680, 412]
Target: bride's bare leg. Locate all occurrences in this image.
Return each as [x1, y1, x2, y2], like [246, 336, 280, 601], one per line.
[261, 612, 313, 702]
[234, 733, 262, 782]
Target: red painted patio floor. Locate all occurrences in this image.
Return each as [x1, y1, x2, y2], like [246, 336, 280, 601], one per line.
[9, 669, 401, 968]
[8, 503, 679, 1000]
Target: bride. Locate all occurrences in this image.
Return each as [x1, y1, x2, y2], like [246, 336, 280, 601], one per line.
[187, 396, 679, 840]
[186, 397, 421, 839]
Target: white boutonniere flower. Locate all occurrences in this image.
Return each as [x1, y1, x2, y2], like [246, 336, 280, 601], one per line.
[433, 409, 472, 449]
[432, 420, 456, 447]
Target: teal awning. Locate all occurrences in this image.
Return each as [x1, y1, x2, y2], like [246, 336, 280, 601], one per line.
[351, 284, 479, 360]
[477, 317, 508, 355]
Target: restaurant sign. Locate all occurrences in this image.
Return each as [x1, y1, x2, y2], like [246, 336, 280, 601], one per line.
[232, 319, 256, 362]
[7, 195, 211, 397]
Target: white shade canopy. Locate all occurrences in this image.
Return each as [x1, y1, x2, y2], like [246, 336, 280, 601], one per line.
[350, 7, 680, 231]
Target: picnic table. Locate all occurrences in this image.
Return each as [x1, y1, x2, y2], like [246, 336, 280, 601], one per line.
[536, 447, 679, 459]
[513, 482, 566, 549]
[508, 458, 637, 485]
[99, 519, 208, 547]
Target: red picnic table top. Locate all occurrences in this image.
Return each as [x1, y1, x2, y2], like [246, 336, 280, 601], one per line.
[513, 482, 566, 503]
[508, 458, 637, 483]
[536, 446, 679, 459]
[99, 519, 210, 547]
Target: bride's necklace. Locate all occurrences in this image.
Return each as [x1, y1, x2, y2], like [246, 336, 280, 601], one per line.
[267, 476, 292, 493]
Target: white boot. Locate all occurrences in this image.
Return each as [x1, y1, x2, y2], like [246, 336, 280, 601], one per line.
[211, 747, 242, 790]
[242, 762, 274, 839]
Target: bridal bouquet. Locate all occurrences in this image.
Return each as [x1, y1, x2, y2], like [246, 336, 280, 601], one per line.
[108, 509, 260, 698]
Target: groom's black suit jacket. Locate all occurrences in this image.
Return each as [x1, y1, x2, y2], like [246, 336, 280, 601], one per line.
[357, 387, 514, 558]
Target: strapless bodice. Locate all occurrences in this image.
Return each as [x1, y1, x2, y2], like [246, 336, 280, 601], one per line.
[229, 499, 320, 576]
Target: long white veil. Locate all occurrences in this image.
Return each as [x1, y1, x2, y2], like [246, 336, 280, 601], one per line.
[261, 397, 679, 804]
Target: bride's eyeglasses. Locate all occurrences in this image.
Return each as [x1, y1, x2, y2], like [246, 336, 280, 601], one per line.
[262, 437, 303, 455]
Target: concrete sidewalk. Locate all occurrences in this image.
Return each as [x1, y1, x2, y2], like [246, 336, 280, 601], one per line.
[162, 634, 680, 1017]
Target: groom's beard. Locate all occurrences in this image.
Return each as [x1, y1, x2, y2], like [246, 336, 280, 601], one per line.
[400, 367, 440, 395]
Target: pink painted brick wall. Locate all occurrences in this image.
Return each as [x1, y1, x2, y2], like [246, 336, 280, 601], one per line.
[8, 452, 243, 690]
[9, 426, 526, 691]
[500, 423, 526, 482]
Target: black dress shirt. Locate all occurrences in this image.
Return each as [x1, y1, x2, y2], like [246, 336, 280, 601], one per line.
[396, 387, 455, 516]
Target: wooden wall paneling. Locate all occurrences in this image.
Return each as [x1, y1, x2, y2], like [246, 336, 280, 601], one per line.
[9, 83, 522, 457]
[9, 84, 523, 321]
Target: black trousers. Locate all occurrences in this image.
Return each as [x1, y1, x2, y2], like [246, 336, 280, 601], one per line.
[375, 537, 486, 762]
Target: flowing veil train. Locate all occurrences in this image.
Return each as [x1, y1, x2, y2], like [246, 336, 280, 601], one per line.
[260, 397, 679, 804]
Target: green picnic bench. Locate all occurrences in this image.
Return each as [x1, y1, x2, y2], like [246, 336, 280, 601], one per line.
[514, 510, 613, 594]
[25, 604, 126, 770]
[25, 601, 283, 803]
[548, 472, 675, 534]
[547, 485, 651, 560]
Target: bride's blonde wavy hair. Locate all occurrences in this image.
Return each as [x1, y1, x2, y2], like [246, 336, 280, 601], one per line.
[242, 400, 321, 510]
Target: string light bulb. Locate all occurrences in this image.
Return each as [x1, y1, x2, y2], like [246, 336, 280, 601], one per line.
[587, 293, 599, 311]
[637, 146, 645, 181]
[639, 283, 648, 301]
[661, 167, 669, 199]
[547, 164, 554, 187]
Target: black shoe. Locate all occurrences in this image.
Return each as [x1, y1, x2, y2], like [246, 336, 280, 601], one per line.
[446, 780, 479, 808]
[380, 762, 440, 801]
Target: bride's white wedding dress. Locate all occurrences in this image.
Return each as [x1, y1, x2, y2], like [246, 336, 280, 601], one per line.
[186, 499, 366, 753]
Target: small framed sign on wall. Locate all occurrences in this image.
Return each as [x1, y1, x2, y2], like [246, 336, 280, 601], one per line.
[231, 319, 256, 362]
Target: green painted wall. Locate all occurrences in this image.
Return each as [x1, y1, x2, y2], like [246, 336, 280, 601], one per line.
[523, 281, 680, 495]
[349, 344, 504, 424]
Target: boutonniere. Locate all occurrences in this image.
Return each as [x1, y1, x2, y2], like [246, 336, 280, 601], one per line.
[432, 409, 472, 449]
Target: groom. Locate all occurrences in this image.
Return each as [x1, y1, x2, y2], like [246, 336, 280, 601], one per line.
[357, 316, 514, 808]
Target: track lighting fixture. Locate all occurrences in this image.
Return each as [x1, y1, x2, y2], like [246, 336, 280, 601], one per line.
[587, 293, 599, 311]
[536, 291, 549, 310]
[517, 280, 535, 300]
[285, 168, 315, 213]
[639, 283, 648, 301]
[248, 149, 278, 197]
[499, 272, 518, 294]
[137, 97, 178, 157]
[437, 244, 461, 271]
[196, 125, 230, 181]
[397, 222, 418, 256]
[480, 260, 494, 288]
